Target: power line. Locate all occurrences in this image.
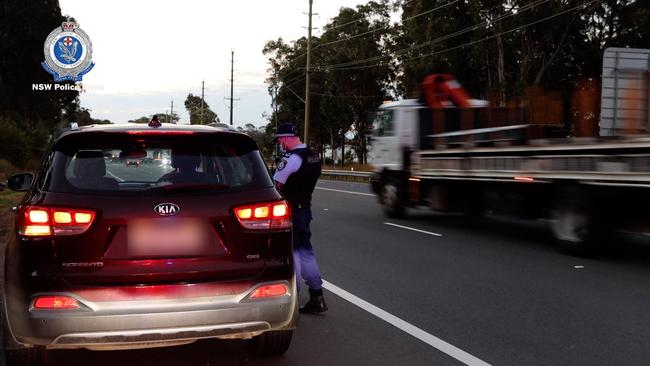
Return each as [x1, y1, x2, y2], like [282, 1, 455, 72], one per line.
[273, 0, 598, 106]
[309, 92, 387, 98]
[320, 0, 421, 32]
[283, 74, 306, 87]
[278, 0, 536, 81]
[315, 0, 461, 49]
[309, 0, 553, 71]
[282, 0, 460, 69]
[318, 0, 601, 72]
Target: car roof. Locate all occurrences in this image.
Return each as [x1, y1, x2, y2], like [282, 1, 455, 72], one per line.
[56, 123, 243, 142]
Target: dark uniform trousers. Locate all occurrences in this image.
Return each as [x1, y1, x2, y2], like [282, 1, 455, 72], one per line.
[292, 206, 323, 291]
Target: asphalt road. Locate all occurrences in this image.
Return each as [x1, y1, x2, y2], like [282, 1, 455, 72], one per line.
[38, 179, 650, 365]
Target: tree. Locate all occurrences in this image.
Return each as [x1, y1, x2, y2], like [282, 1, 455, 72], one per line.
[184, 93, 219, 124]
[263, 1, 395, 164]
[237, 123, 274, 160]
[73, 107, 111, 126]
[0, 0, 80, 166]
[158, 112, 180, 124]
[396, 0, 648, 100]
[316, 1, 395, 164]
[128, 116, 150, 124]
[1, 2, 79, 126]
[128, 113, 179, 124]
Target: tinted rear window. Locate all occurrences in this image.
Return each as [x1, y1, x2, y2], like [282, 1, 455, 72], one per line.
[43, 132, 273, 193]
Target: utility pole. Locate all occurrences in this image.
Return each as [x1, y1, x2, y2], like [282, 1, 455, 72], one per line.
[229, 50, 234, 125]
[274, 68, 279, 132]
[303, 0, 313, 143]
[200, 80, 205, 125]
[224, 50, 240, 126]
[170, 100, 174, 124]
[274, 67, 280, 160]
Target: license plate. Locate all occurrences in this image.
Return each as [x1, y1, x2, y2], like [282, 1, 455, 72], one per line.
[127, 218, 208, 257]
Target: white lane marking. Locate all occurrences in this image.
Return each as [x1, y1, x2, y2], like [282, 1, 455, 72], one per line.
[384, 222, 443, 237]
[107, 171, 125, 182]
[315, 186, 375, 197]
[322, 280, 492, 366]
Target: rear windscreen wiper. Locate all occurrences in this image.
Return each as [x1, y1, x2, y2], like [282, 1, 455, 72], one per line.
[158, 183, 230, 192]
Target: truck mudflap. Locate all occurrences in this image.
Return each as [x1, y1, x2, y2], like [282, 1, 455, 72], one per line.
[370, 172, 382, 195]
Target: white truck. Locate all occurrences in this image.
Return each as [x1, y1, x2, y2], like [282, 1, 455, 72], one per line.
[369, 48, 650, 254]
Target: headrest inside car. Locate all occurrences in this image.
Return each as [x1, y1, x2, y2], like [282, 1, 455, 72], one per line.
[73, 150, 107, 179]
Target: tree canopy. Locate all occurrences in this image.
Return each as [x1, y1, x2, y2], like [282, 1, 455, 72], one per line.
[184, 93, 219, 125]
[263, 0, 649, 163]
[0, 0, 82, 166]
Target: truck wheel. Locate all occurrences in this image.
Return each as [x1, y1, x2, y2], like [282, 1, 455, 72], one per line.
[5, 347, 47, 366]
[251, 330, 293, 356]
[550, 194, 607, 256]
[382, 182, 405, 218]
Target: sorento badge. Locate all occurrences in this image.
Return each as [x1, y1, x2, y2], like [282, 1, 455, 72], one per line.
[41, 21, 95, 82]
[154, 203, 180, 216]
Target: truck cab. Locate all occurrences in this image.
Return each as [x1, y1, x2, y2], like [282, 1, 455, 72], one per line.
[370, 99, 425, 174]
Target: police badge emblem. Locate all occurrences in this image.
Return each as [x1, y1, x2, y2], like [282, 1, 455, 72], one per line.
[41, 22, 95, 82]
[277, 159, 287, 171]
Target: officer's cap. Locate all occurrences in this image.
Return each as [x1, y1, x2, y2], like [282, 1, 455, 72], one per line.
[274, 122, 299, 141]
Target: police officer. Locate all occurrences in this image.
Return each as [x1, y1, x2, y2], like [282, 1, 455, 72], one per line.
[273, 123, 327, 314]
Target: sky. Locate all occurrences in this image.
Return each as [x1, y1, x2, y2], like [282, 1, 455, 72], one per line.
[58, 0, 368, 127]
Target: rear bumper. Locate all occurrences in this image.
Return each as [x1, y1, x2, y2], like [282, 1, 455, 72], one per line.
[5, 279, 297, 350]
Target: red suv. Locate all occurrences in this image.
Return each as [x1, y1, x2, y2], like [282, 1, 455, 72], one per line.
[3, 124, 297, 365]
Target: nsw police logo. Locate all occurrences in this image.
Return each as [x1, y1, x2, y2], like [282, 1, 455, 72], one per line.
[277, 159, 287, 171]
[41, 22, 95, 82]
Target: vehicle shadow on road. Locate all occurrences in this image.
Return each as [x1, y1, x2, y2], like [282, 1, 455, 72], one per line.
[47, 338, 300, 366]
[402, 209, 650, 271]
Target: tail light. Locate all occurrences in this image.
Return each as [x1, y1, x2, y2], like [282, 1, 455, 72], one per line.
[234, 201, 291, 230]
[18, 206, 96, 237]
[33, 296, 80, 309]
[249, 283, 288, 300]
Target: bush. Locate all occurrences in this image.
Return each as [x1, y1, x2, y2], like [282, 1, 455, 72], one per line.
[0, 159, 17, 180]
[0, 121, 30, 167]
[0, 118, 52, 169]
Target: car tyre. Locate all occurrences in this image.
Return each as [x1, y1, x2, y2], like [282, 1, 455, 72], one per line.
[251, 330, 293, 356]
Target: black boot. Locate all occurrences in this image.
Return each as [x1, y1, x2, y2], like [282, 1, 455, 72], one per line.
[299, 288, 328, 314]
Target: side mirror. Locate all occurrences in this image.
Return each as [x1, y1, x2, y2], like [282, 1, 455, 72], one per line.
[7, 173, 33, 192]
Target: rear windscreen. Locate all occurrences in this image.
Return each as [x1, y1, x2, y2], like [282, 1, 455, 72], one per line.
[43, 132, 273, 193]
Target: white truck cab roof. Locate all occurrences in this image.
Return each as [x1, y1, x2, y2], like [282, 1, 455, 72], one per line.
[379, 99, 423, 110]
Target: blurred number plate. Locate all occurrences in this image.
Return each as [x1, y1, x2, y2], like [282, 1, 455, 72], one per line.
[128, 218, 208, 257]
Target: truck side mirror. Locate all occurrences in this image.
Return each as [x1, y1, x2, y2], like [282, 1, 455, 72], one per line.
[7, 173, 33, 192]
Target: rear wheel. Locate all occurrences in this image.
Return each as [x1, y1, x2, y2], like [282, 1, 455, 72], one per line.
[381, 182, 405, 218]
[549, 190, 609, 256]
[251, 330, 293, 356]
